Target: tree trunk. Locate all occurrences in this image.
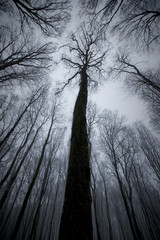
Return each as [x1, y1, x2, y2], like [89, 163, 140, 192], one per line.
[59, 68, 93, 240]
[11, 111, 54, 240]
[115, 166, 143, 240]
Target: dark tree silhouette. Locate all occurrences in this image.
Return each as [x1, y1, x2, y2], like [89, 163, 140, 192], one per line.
[0, 27, 55, 88]
[98, 110, 144, 240]
[111, 52, 160, 130]
[0, 0, 71, 36]
[80, 0, 160, 48]
[0, 86, 46, 149]
[11, 99, 61, 240]
[113, 53, 160, 93]
[80, 0, 123, 26]
[136, 123, 160, 181]
[0, 88, 48, 209]
[58, 25, 108, 240]
[113, 0, 160, 48]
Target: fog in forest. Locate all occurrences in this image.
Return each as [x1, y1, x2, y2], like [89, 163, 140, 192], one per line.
[0, 1, 160, 240]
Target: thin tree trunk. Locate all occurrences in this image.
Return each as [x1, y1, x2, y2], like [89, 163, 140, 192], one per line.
[11, 111, 54, 240]
[0, 122, 44, 209]
[91, 172, 101, 240]
[0, 173, 25, 238]
[0, 88, 42, 149]
[29, 159, 51, 240]
[95, 160, 113, 240]
[115, 165, 143, 240]
[48, 176, 60, 240]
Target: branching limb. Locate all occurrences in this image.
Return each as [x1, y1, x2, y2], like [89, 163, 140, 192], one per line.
[55, 71, 80, 94]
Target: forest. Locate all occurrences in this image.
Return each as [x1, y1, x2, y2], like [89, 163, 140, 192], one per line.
[0, 0, 160, 240]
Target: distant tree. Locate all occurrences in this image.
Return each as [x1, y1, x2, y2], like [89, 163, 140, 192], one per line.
[90, 167, 101, 240]
[132, 156, 160, 240]
[80, 0, 160, 48]
[10, 98, 61, 240]
[136, 122, 160, 181]
[80, 0, 124, 28]
[0, 86, 47, 149]
[0, 0, 71, 36]
[0, 87, 48, 209]
[0, 27, 55, 89]
[93, 156, 114, 240]
[28, 130, 65, 240]
[113, 0, 160, 48]
[0, 93, 20, 161]
[87, 101, 99, 157]
[58, 24, 108, 240]
[98, 110, 144, 240]
[111, 53, 160, 130]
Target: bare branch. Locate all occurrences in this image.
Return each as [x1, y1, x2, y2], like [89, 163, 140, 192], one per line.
[59, 23, 109, 91]
[113, 0, 160, 48]
[1, 0, 71, 36]
[55, 71, 80, 94]
[0, 28, 55, 88]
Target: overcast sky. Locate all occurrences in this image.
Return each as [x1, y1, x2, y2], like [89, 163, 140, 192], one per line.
[52, 62, 149, 128]
[50, 1, 159, 130]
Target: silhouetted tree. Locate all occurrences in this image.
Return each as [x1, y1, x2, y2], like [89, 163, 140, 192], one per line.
[0, 0, 71, 36]
[0, 27, 56, 89]
[80, 0, 124, 28]
[11, 98, 62, 240]
[0, 86, 47, 149]
[58, 24, 108, 240]
[80, 0, 160, 48]
[111, 52, 160, 130]
[113, 0, 160, 48]
[136, 123, 160, 180]
[0, 88, 48, 209]
[98, 110, 144, 240]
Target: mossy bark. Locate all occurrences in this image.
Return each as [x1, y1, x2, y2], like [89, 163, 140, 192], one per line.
[59, 68, 93, 240]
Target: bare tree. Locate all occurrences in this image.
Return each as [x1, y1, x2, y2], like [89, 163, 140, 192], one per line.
[113, 53, 160, 93]
[0, 94, 21, 161]
[0, 92, 49, 209]
[132, 158, 160, 240]
[111, 52, 160, 130]
[27, 130, 65, 240]
[98, 110, 144, 240]
[79, 0, 124, 28]
[0, 86, 47, 149]
[0, 0, 71, 36]
[0, 27, 55, 88]
[136, 122, 160, 181]
[58, 24, 108, 240]
[93, 156, 114, 240]
[113, 0, 160, 48]
[10, 98, 62, 240]
[81, 0, 160, 48]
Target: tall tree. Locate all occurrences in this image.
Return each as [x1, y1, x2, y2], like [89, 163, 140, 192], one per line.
[58, 24, 108, 240]
[136, 123, 160, 181]
[11, 99, 61, 240]
[98, 110, 144, 240]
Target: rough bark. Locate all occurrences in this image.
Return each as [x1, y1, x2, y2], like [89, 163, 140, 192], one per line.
[59, 67, 93, 240]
